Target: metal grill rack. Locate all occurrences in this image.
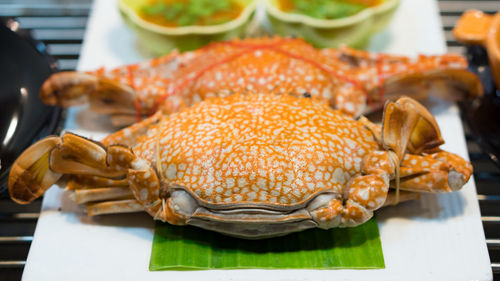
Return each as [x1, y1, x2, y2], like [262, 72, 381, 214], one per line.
[0, 0, 499, 280]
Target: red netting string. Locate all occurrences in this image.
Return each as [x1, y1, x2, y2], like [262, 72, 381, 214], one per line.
[149, 40, 290, 115]
[147, 40, 370, 118]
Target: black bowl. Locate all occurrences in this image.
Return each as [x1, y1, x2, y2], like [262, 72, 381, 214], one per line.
[458, 45, 500, 168]
[0, 21, 63, 197]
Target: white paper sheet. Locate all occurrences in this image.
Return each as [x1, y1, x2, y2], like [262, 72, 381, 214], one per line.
[21, 0, 492, 280]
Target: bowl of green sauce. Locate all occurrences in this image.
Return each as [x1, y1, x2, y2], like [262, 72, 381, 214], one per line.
[118, 0, 258, 54]
[265, 0, 399, 48]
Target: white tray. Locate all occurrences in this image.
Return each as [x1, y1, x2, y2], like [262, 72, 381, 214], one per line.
[21, 0, 492, 280]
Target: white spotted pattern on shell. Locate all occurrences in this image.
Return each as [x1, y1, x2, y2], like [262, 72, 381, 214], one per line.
[89, 37, 469, 116]
[133, 93, 378, 206]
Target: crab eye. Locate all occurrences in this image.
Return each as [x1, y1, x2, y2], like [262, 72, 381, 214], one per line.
[302, 92, 312, 98]
[169, 189, 198, 217]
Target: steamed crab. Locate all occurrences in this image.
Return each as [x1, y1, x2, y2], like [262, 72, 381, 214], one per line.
[9, 93, 472, 239]
[40, 37, 481, 126]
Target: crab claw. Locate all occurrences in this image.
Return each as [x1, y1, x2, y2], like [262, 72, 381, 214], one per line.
[310, 96, 472, 228]
[40, 72, 97, 107]
[8, 133, 130, 205]
[381, 69, 483, 104]
[40, 71, 138, 115]
[382, 96, 444, 160]
[8, 137, 63, 204]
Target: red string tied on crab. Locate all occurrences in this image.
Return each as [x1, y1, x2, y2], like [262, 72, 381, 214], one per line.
[146, 39, 372, 119]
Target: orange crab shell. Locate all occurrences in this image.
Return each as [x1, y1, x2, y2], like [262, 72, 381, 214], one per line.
[133, 93, 381, 207]
[7, 91, 474, 238]
[85, 37, 475, 120]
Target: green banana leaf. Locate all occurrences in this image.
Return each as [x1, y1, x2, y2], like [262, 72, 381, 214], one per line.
[150, 217, 384, 270]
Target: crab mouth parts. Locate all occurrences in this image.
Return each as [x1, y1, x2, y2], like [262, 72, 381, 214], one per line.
[169, 189, 337, 239]
[187, 207, 317, 239]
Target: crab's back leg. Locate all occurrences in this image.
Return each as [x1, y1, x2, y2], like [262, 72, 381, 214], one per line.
[382, 97, 444, 160]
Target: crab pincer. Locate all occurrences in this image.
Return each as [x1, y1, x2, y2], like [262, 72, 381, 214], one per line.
[9, 93, 472, 239]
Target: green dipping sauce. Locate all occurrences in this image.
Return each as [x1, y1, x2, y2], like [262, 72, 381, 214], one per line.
[278, 0, 381, 20]
[140, 0, 243, 27]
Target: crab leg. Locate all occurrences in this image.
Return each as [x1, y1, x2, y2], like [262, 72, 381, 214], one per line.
[49, 113, 162, 211]
[7, 131, 183, 222]
[87, 199, 144, 216]
[7, 132, 146, 213]
[364, 151, 472, 193]
[383, 190, 420, 206]
[310, 97, 468, 228]
[70, 187, 134, 204]
[396, 152, 473, 192]
[309, 143, 398, 228]
[40, 72, 139, 114]
[8, 137, 63, 204]
[41, 70, 183, 126]
[100, 112, 162, 146]
[379, 69, 482, 105]
[331, 47, 483, 112]
[66, 175, 129, 190]
[39, 52, 181, 126]
[37, 38, 482, 128]
[8, 133, 129, 204]
[40, 70, 181, 127]
[61, 112, 164, 194]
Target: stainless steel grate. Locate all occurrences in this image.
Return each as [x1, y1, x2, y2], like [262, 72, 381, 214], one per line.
[439, 1, 500, 278]
[0, 1, 91, 280]
[0, 0, 499, 280]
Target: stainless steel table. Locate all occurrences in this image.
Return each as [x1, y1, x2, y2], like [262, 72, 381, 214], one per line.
[0, 0, 499, 280]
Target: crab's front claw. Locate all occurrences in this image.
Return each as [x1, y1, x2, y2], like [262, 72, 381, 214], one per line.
[396, 152, 473, 193]
[364, 150, 471, 194]
[379, 97, 472, 194]
[8, 133, 129, 204]
[431, 151, 473, 188]
[40, 72, 139, 117]
[382, 97, 444, 161]
[382, 69, 483, 103]
[127, 159, 187, 225]
[308, 164, 391, 228]
[8, 137, 63, 204]
[308, 189, 420, 228]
